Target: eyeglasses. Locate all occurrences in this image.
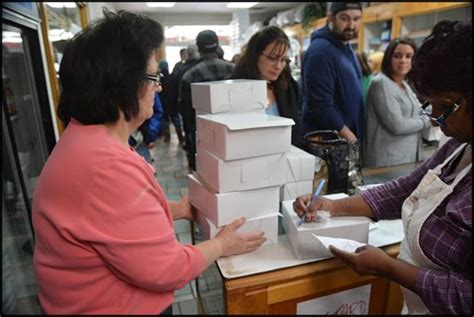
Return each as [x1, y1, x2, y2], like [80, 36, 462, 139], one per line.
[420, 91, 471, 126]
[261, 53, 291, 66]
[146, 72, 163, 86]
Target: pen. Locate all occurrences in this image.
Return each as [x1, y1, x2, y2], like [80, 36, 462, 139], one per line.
[297, 179, 326, 226]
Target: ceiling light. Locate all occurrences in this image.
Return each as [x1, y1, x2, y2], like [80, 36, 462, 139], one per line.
[227, 2, 259, 9]
[3, 37, 23, 44]
[146, 2, 176, 8]
[45, 2, 77, 9]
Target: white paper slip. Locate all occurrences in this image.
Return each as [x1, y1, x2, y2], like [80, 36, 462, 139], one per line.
[312, 233, 366, 253]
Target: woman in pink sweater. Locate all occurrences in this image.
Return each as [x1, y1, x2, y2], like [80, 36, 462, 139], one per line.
[32, 9, 265, 314]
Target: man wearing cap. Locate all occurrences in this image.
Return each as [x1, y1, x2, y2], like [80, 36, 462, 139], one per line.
[179, 30, 234, 170]
[301, 2, 364, 143]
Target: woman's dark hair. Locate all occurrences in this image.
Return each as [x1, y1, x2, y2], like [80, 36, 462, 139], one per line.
[231, 26, 291, 92]
[409, 20, 472, 97]
[58, 9, 164, 125]
[356, 51, 371, 77]
[381, 37, 417, 80]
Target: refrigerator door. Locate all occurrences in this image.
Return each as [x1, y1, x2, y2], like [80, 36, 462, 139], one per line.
[2, 9, 55, 313]
[3, 24, 50, 208]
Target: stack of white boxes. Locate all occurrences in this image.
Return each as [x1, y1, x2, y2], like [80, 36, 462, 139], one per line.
[187, 79, 295, 245]
[280, 145, 317, 202]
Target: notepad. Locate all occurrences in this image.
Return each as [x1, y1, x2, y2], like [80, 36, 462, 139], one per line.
[312, 233, 366, 253]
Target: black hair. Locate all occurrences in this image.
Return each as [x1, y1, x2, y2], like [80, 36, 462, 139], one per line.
[381, 37, 417, 81]
[231, 26, 291, 92]
[57, 9, 164, 125]
[409, 20, 472, 97]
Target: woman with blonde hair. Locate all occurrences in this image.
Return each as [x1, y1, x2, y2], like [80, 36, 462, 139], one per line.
[368, 50, 384, 74]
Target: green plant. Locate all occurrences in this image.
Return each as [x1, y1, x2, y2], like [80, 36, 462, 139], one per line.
[302, 3, 327, 29]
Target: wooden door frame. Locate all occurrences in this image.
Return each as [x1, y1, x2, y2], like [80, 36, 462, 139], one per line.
[38, 2, 90, 136]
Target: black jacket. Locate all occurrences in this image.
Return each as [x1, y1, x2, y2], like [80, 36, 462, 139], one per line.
[274, 77, 303, 148]
[174, 57, 200, 116]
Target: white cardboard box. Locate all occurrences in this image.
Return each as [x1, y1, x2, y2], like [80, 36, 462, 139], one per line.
[281, 196, 371, 259]
[191, 79, 267, 114]
[196, 211, 280, 245]
[286, 146, 316, 182]
[188, 174, 280, 227]
[196, 147, 287, 193]
[196, 112, 294, 161]
[280, 180, 313, 202]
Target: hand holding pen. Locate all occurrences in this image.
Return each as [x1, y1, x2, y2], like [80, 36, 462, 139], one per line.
[297, 179, 326, 226]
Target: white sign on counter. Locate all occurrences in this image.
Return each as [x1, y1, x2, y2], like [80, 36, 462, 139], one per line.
[297, 284, 371, 315]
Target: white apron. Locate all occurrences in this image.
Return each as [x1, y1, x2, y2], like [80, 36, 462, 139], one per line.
[398, 143, 471, 314]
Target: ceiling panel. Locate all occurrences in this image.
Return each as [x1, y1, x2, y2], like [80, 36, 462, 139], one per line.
[112, 2, 302, 15]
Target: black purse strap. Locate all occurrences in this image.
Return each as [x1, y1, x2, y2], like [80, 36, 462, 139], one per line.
[303, 130, 347, 146]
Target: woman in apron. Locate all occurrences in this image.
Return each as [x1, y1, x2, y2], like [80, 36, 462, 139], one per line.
[293, 20, 472, 315]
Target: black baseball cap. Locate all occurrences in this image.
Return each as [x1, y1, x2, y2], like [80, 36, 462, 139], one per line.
[196, 30, 219, 53]
[329, 2, 362, 15]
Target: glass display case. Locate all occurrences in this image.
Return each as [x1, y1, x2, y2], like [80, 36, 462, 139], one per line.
[400, 6, 472, 47]
[363, 19, 392, 54]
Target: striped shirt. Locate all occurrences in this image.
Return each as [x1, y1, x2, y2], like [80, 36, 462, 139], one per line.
[361, 138, 472, 315]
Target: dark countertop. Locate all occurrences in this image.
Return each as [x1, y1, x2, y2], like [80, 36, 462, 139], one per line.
[362, 162, 421, 185]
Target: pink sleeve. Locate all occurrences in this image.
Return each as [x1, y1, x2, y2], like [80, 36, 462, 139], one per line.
[74, 156, 206, 292]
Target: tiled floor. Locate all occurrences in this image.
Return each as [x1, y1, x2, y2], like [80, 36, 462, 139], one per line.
[2, 203, 42, 315]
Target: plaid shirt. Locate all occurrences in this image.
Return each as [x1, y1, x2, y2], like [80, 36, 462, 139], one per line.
[362, 138, 472, 315]
[179, 54, 234, 110]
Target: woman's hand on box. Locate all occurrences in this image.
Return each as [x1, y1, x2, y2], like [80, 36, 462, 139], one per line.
[215, 217, 266, 257]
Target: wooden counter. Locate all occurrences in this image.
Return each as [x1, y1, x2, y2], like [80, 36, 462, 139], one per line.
[223, 243, 402, 315]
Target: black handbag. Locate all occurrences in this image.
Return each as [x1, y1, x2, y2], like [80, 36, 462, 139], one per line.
[303, 130, 363, 195]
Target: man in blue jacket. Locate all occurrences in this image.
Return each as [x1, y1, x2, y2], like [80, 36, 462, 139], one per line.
[301, 2, 364, 142]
